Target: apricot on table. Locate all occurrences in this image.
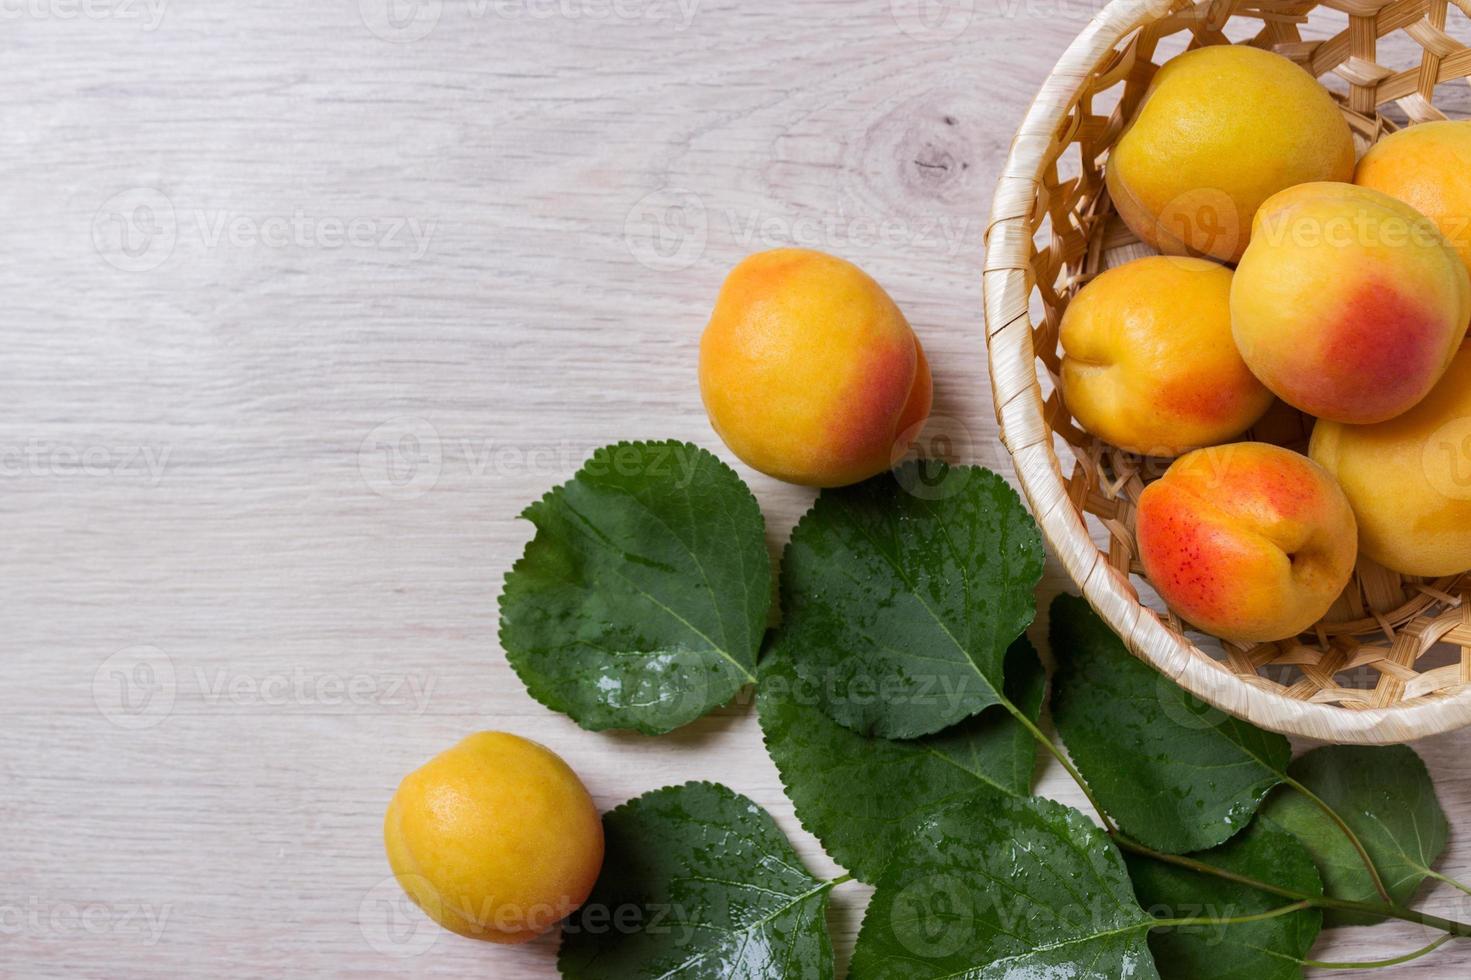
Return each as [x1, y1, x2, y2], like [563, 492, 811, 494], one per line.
[1106, 44, 1354, 263]
[1231, 182, 1471, 425]
[384, 732, 604, 944]
[1059, 256, 1273, 457]
[1136, 443, 1358, 645]
[1311, 347, 1471, 578]
[1356, 120, 1471, 277]
[699, 248, 931, 487]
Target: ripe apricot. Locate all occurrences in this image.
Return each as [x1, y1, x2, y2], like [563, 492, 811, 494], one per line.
[1106, 45, 1354, 263]
[1137, 443, 1358, 644]
[699, 248, 930, 487]
[1231, 183, 1471, 424]
[1311, 347, 1471, 578]
[383, 732, 604, 944]
[1060, 256, 1272, 457]
[1356, 120, 1471, 277]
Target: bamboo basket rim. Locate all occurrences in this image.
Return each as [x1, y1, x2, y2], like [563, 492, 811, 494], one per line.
[983, 0, 1471, 744]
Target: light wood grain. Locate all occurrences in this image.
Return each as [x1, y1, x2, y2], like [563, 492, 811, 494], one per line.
[1, 2, 1468, 977]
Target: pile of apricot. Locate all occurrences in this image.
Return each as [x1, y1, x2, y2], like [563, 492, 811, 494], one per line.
[1065, 45, 1471, 643]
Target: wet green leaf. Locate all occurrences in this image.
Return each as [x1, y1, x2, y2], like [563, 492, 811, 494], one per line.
[1259, 745, 1448, 926]
[499, 441, 770, 734]
[1051, 594, 1291, 853]
[558, 782, 835, 980]
[758, 636, 1045, 882]
[1127, 824, 1322, 980]
[850, 795, 1160, 979]
[775, 461, 1045, 739]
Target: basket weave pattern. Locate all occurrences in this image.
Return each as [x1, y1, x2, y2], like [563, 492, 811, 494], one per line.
[985, 0, 1471, 742]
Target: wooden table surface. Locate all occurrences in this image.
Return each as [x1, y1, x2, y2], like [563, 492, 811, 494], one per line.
[3, 2, 1469, 976]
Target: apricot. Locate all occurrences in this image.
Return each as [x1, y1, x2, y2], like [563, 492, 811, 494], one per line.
[699, 248, 931, 487]
[1137, 443, 1358, 644]
[1356, 121, 1471, 277]
[1059, 256, 1272, 456]
[1106, 45, 1354, 263]
[1231, 183, 1471, 424]
[1311, 347, 1471, 578]
[384, 732, 604, 944]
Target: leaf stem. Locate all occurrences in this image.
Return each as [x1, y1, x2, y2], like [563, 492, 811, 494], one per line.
[1113, 835, 1471, 938]
[829, 873, 854, 888]
[1151, 900, 1314, 929]
[1424, 869, 1471, 899]
[1282, 774, 1392, 906]
[1001, 700, 1117, 834]
[1006, 695, 1471, 942]
[1297, 934, 1456, 970]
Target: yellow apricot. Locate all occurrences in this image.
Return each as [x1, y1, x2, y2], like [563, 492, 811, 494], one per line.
[699, 248, 930, 487]
[384, 732, 604, 944]
[1311, 347, 1471, 578]
[1106, 45, 1354, 263]
[1356, 120, 1471, 277]
[1060, 256, 1272, 456]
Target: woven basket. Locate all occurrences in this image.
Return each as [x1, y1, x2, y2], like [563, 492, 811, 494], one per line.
[984, 0, 1471, 743]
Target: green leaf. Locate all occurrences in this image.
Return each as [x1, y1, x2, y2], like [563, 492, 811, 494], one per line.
[758, 635, 1046, 883]
[1051, 594, 1292, 853]
[1126, 825, 1323, 980]
[850, 795, 1160, 979]
[775, 461, 1045, 739]
[1259, 745, 1449, 926]
[499, 441, 770, 734]
[557, 782, 836, 980]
